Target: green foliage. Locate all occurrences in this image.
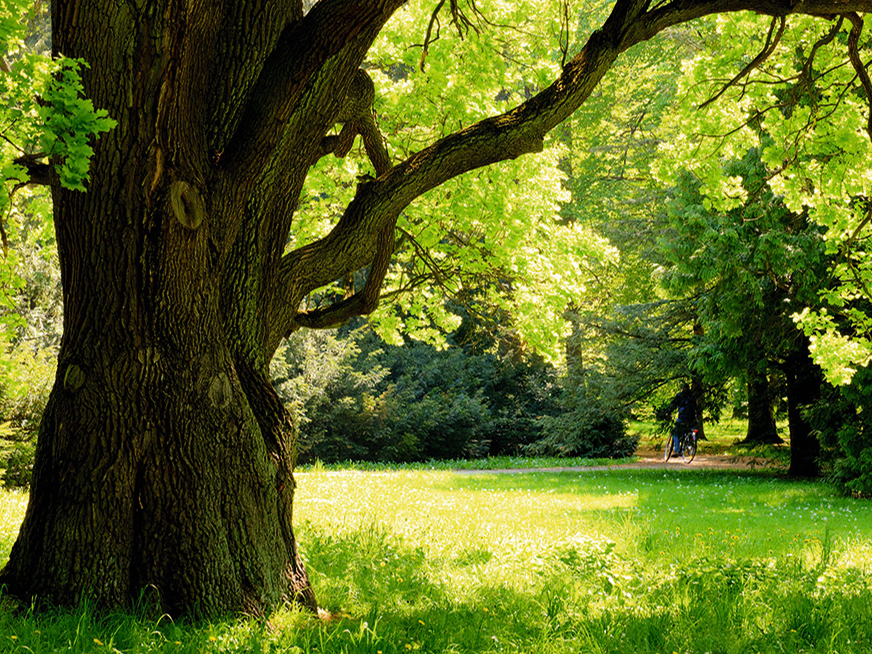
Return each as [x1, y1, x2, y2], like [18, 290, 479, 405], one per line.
[528, 370, 639, 459]
[653, 13, 872, 385]
[808, 366, 872, 497]
[531, 400, 637, 459]
[0, 187, 58, 488]
[568, 300, 700, 420]
[273, 326, 561, 463]
[35, 59, 117, 191]
[656, 151, 829, 384]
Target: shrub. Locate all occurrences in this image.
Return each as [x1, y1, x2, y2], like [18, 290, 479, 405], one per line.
[528, 402, 638, 458]
[809, 367, 872, 497]
[274, 326, 561, 463]
[526, 367, 639, 459]
[0, 430, 37, 488]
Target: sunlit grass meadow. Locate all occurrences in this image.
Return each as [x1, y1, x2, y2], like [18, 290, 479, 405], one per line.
[2, 466, 872, 653]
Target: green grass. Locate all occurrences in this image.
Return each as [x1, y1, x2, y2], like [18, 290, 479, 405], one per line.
[295, 454, 627, 473]
[3, 466, 872, 653]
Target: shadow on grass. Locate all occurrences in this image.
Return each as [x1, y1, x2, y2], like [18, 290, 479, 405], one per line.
[434, 466, 806, 496]
[2, 513, 872, 654]
[291, 518, 872, 654]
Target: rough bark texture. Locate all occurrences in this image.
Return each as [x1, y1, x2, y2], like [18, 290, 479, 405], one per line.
[785, 343, 823, 477]
[3, 0, 872, 617]
[743, 369, 783, 445]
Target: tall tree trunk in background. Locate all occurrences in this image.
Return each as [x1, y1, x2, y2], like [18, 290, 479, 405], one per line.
[743, 368, 782, 444]
[691, 376, 707, 440]
[785, 342, 822, 477]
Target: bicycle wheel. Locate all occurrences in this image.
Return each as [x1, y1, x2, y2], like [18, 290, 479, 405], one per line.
[681, 434, 697, 463]
[663, 436, 674, 461]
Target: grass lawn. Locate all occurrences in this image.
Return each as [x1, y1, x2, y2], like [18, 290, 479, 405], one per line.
[2, 464, 871, 653]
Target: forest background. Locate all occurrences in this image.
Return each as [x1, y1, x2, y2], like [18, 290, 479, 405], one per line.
[2, 0, 872, 496]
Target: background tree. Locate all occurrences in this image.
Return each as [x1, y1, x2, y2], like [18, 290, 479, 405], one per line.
[651, 11, 872, 387]
[655, 154, 830, 472]
[3, 0, 872, 617]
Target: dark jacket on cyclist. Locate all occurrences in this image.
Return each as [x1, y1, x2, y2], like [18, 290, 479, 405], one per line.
[669, 383, 696, 454]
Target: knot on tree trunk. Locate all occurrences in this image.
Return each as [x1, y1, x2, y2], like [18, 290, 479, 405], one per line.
[170, 180, 206, 230]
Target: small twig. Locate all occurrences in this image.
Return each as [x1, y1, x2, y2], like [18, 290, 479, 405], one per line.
[844, 13, 872, 142]
[699, 16, 786, 110]
[420, 0, 490, 71]
[801, 16, 843, 84]
[0, 217, 8, 257]
[420, 0, 446, 71]
[559, 0, 571, 69]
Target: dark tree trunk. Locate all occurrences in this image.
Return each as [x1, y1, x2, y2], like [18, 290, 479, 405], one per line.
[691, 376, 707, 440]
[785, 342, 822, 477]
[742, 368, 783, 444]
[0, 0, 337, 616]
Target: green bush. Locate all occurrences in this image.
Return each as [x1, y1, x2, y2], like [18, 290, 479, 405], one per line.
[0, 187, 61, 489]
[0, 429, 36, 488]
[274, 327, 562, 464]
[527, 401, 638, 458]
[809, 366, 872, 497]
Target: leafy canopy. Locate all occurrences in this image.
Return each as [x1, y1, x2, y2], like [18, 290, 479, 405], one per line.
[652, 12, 872, 384]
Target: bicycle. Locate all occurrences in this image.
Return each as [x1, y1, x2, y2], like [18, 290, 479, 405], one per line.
[663, 427, 698, 463]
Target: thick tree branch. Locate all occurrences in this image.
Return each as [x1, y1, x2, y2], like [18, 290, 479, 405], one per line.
[621, 1, 872, 50]
[844, 13, 872, 141]
[275, 0, 872, 337]
[295, 70, 394, 332]
[12, 153, 52, 186]
[277, 6, 633, 333]
[294, 223, 394, 329]
[221, 0, 403, 185]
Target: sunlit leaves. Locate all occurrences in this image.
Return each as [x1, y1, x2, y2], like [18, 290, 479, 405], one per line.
[654, 12, 872, 384]
[36, 59, 116, 192]
[1, 3, 116, 208]
[794, 308, 872, 385]
[295, 0, 617, 360]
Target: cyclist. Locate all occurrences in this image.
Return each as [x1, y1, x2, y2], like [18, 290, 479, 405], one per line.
[667, 382, 696, 457]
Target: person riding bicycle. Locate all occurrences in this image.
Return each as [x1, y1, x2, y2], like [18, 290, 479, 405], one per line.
[667, 382, 696, 457]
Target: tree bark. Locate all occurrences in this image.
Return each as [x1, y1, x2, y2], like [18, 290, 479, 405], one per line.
[785, 342, 822, 477]
[742, 368, 783, 444]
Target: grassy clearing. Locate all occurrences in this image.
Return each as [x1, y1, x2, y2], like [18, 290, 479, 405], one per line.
[2, 467, 871, 653]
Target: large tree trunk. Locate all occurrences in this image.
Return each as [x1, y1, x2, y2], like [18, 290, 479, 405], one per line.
[0, 106, 317, 615]
[785, 342, 822, 477]
[0, 0, 333, 616]
[742, 368, 783, 444]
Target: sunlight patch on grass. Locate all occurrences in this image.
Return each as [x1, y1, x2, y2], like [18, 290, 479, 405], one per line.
[3, 468, 872, 653]
[0, 488, 27, 566]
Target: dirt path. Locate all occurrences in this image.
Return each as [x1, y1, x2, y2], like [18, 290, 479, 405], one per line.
[624, 450, 782, 470]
